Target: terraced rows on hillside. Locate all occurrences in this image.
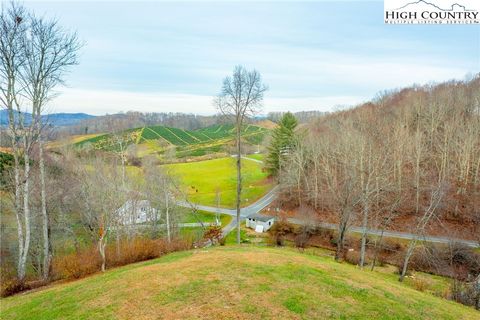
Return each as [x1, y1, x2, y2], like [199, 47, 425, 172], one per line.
[74, 124, 268, 156]
[139, 126, 213, 145]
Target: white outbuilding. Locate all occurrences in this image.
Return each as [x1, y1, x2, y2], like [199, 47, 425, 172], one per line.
[246, 213, 275, 233]
[116, 199, 159, 225]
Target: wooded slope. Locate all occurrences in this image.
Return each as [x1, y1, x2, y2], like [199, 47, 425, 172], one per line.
[281, 76, 480, 232]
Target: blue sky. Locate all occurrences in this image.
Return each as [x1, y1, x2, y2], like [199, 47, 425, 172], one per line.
[19, 0, 480, 115]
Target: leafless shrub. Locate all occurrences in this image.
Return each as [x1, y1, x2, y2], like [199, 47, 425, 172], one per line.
[52, 247, 101, 279]
[294, 225, 313, 250]
[450, 279, 479, 309]
[269, 220, 295, 246]
[411, 278, 431, 292]
[0, 279, 31, 297]
[345, 250, 361, 265]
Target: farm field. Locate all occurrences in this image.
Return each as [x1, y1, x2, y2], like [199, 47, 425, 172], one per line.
[72, 124, 269, 159]
[46, 134, 103, 149]
[1, 246, 476, 320]
[165, 157, 271, 208]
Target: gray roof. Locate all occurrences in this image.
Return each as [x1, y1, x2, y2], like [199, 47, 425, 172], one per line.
[247, 213, 275, 222]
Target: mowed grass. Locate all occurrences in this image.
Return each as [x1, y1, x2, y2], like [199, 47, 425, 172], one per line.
[245, 153, 265, 161]
[1, 247, 477, 320]
[165, 157, 271, 208]
[47, 133, 102, 149]
[182, 210, 232, 227]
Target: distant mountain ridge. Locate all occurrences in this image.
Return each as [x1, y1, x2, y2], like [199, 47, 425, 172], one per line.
[0, 110, 95, 126]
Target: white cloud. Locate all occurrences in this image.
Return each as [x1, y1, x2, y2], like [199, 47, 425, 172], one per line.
[264, 96, 367, 113]
[49, 88, 366, 115]
[50, 88, 215, 115]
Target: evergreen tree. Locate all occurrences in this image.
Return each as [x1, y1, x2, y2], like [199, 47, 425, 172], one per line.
[266, 112, 298, 176]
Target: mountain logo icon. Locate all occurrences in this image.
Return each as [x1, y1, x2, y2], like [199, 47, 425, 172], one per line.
[395, 0, 475, 11]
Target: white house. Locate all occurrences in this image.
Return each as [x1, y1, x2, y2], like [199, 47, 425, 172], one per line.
[246, 213, 275, 233]
[116, 199, 159, 225]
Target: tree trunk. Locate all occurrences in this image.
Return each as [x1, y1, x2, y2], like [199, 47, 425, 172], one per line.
[98, 233, 107, 272]
[236, 124, 242, 245]
[335, 225, 346, 262]
[13, 150, 25, 280]
[359, 200, 369, 268]
[399, 239, 416, 282]
[18, 146, 32, 282]
[165, 191, 171, 243]
[475, 274, 480, 310]
[121, 151, 126, 188]
[39, 139, 51, 280]
[116, 230, 120, 258]
[371, 229, 385, 271]
[335, 213, 348, 261]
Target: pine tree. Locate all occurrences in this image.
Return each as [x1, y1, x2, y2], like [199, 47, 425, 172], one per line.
[266, 112, 298, 176]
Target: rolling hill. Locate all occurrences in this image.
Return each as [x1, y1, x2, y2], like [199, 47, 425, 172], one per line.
[0, 110, 95, 127]
[73, 123, 269, 158]
[1, 246, 477, 320]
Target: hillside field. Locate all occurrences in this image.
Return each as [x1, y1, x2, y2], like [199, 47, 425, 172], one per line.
[1, 246, 477, 320]
[165, 157, 271, 207]
[73, 124, 269, 159]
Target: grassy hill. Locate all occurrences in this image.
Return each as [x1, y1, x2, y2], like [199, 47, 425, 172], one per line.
[165, 157, 270, 207]
[1, 246, 477, 320]
[73, 124, 268, 158]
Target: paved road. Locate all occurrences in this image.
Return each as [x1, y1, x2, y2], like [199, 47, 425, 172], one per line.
[179, 187, 479, 248]
[177, 186, 279, 237]
[177, 154, 479, 248]
[287, 218, 479, 248]
[176, 186, 279, 219]
[231, 155, 264, 164]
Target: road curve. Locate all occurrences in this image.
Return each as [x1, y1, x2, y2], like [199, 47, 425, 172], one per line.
[176, 186, 279, 218]
[178, 188, 479, 248]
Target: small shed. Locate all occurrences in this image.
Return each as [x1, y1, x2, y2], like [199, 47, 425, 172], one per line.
[246, 213, 275, 233]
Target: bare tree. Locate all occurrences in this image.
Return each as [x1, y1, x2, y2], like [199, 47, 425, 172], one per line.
[215, 65, 267, 244]
[1, 2, 80, 281]
[1, 2, 28, 282]
[370, 195, 402, 271]
[6, 13, 77, 281]
[22, 10, 79, 280]
[399, 183, 445, 282]
[143, 158, 184, 242]
[77, 158, 124, 272]
[106, 117, 130, 186]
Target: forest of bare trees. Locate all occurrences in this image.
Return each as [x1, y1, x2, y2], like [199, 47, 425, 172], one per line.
[278, 76, 479, 292]
[0, 3, 190, 296]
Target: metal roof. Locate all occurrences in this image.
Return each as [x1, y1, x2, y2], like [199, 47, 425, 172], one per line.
[247, 213, 275, 222]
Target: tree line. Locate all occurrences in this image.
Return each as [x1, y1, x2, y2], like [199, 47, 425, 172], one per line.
[0, 3, 190, 294]
[273, 76, 479, 286]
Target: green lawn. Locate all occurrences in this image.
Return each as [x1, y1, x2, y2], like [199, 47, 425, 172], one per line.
[224, 222, 268, 245]
[182, 210, 232, 227]
[179, 210, 232, 242]
[165, 157, 271, 208]
[245, 153, 265, 161]
[224, 223, 249, 245]
[1, 246, 477, 320]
